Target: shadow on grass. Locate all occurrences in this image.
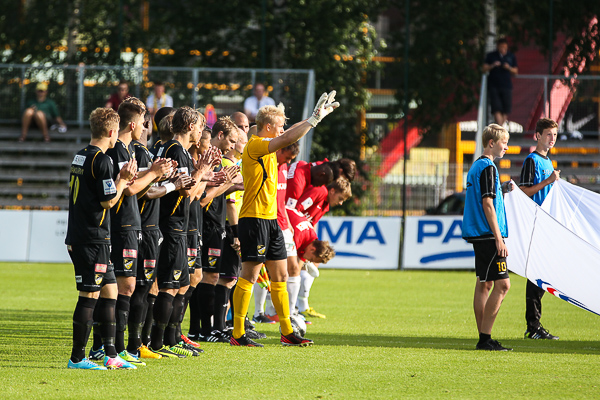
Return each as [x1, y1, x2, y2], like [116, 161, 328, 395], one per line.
[278, 332, 600, 355]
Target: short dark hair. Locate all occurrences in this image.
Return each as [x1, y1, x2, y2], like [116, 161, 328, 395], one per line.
[211, 116, 238, 139]
[282, 142, 300, 156]
[330, 158, 357, 182]
[172, 106, 200, 135]
[117, 101, 145, 130]
[497, 37, 508, 45]
[535, 118, 558, 135]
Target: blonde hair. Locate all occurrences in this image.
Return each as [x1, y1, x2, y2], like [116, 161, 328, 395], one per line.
[328, 177, 352, 198]
[482, 124, 509, 147]
[255, 103, 287, 131]
[312, 240, 335, 264]
[89, 107, 119, 139]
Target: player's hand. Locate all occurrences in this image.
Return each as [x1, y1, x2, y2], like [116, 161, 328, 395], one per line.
[501, 180, 514, 194]
[206, 170, 227, 187]
[496, 238, 508, 258]
[231, 237, 241, 253]
[173, 172, 195, 190]
[307, 90, 340, 127]
[150, 157, 172, 179]
[119, 160, 138, 184]
[549, 170, 560, 183]
[493, 61, 501, 67]
[223, 165, 241, 184]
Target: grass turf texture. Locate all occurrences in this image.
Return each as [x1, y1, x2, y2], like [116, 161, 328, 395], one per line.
[1, 263, 599, 399]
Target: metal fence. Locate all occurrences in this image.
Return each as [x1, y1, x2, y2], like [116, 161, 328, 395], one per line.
[0, 64, 316, 158]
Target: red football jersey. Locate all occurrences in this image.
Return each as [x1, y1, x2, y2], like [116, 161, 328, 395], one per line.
[296, 184, 330, 224]
[277, 162, 289, 230]
[285, 158, 329, 209]
[287, 208, 317, 260]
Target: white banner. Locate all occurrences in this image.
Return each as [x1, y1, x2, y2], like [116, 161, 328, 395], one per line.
[0, 210, 30, 262]
[28, 211, 70, 263]
[505, 181, 600, 316]
[316, 217, 401, 269]
[403, 216, 474, 269]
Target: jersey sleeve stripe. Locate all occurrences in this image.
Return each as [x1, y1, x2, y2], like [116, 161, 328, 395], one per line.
[90, 150, 101, 180]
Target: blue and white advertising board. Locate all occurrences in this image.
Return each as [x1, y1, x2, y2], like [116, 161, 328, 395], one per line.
[316, 217, 401, 269]
[403, 216, 474, 269]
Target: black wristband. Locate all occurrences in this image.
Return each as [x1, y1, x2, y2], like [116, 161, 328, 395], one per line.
[231, 224, 238, 238]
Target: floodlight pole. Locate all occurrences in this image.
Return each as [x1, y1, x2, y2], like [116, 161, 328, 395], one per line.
[400, 0, 410, 270]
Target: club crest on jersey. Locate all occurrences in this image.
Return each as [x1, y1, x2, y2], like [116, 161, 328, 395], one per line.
[208, 248, 221, 257]
[75, 275, 82, 283]
[173, 270, 182, 280]
[123, 249, 137, 258]
[95, 274, 103, 285]
[187, 248, 198, 257]
[144, 268, 154, 280]
[124, 258, 134, 270]
[208, 257, 217, 267]
[257, 245, 266, 255]
[188, 257, 196, 268]
[94, 263, 107, 273]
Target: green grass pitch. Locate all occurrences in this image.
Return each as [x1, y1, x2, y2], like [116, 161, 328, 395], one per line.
[1, 262, 600, 399]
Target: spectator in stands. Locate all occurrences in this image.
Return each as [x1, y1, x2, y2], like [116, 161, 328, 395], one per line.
[146, 81, 174, 128]
[243, 83, 275, 123]
[483, 38, 518, 128]
[105, 81, 131, 112]
[20, 82, 67, 142]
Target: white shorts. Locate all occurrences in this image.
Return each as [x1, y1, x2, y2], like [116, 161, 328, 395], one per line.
[283, 228, 297, 258]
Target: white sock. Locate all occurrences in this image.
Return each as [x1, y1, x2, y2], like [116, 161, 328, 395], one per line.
[297, 270, 316, 312]
[287, 276, 301, 314]
[253, 282, 268, 317]
[265, 292, 276, 316]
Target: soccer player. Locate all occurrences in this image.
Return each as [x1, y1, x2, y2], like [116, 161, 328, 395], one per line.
[150, 106, 216, 357]
[462, 123, 512, 351]
[231, 91, 339, 347]
[286, 208, 335, 268]
[66, 107, 137, 370]
[197, 117, 241, 342]
[103, 100, 172, 365]
[294, 177, 352, 319]
[253, 143, 299, 323]
[519, 118, 560, 340]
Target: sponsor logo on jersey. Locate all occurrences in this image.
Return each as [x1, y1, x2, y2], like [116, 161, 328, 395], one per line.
[118, 161, 127, 170]
[208, 257, 217, 267]
[177, 167, 189, 175]
[73, 155, 86, 166]
[103, 179, 116, 195]
[123, 249, 137, 258]
[257, 245, 266, 255]
[287, 162, 298, 179]
[94, 263, 107, 273]
[173, 269, 182, 280]
[75, 275, 82, 283]
[157, 147, 164, 157]
[144, 260, 155, 268]
[277, 183, 287, 190]
[67, 245, 72, 251]
[208, 248, 221, 257]
[187, 248, 198, 257]
[124, 258, 134, 270]
[95, 274, 103, 285]
[301, 197, 314, 209]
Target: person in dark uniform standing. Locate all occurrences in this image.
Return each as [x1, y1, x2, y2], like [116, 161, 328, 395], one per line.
[66, 107, 137, 370]
[483, 38, 518, 127]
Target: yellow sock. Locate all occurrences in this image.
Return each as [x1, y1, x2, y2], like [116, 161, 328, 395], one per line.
[271, 281, 293, 335]
[232, 277, 253, 339]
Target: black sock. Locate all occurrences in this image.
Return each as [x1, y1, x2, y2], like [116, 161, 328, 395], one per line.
[70, 297, 97, 363]
[96, 297, 118, 358]
[198, 283, 215, 336]
[142, 293, 157, 346]
[91, 300, 103, 351]
[188, 286, 201, 337]
[115, 294, 131, 354]
[127, 285, 151, 353]
[479, 333, 491, 343]
[150, 292, 174, 350]
[165, 294, 185, 346]
[178, 286, 195, 339]
[213, 285, 231, 332]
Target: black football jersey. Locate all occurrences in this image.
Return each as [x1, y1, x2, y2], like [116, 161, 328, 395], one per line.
[156, 139, 192, 235]
[203, 165, 226, 230]
[105, 139, 141, 231]
[133, 140, 160, 231]
[65, 145, 117, 245]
